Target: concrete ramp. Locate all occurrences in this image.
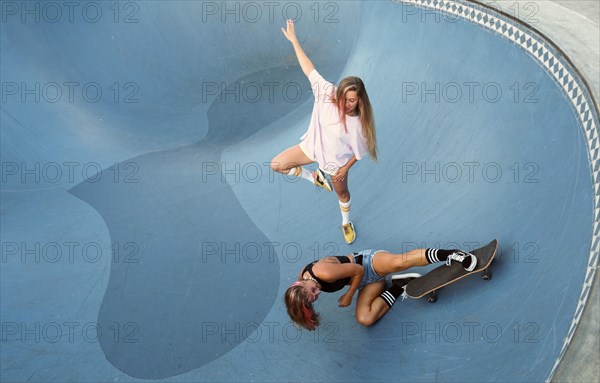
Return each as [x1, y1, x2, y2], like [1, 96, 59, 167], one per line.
[1, 1, 598, 382]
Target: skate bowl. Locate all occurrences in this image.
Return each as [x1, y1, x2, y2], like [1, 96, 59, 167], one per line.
[1, 0, 598, 381]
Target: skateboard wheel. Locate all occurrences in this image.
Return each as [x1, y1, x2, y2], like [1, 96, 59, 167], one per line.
[482, 270, 493, 280]
[427, 290, 438, 303]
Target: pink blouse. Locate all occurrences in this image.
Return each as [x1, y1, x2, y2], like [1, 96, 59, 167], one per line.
[299, 69, 368, 175]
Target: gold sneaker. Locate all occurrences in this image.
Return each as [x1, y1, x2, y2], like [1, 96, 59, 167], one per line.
[313, 169, 332, 192]
[342, 222, 356, 244]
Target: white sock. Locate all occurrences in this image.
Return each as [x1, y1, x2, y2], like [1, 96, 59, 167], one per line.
[287, 166, 314, 184]
[339, 199, 351, 225]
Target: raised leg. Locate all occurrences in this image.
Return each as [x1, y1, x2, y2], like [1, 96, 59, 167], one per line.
[270, 145, 314, 174]
[371, 249, 429, 277]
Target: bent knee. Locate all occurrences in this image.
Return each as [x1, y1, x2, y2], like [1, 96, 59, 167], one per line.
[336, 191, 350, 200]
[356, 314, 377, 327]
[270, 160, 286, 173]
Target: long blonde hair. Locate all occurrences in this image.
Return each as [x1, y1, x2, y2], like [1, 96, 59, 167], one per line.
[332, 76, 378, 161]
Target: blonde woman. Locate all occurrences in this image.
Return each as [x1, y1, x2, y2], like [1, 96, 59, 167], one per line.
[270, 19, 377, 244]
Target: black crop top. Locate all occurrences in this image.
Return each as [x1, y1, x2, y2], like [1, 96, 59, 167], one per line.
[302, 256, 352, 293]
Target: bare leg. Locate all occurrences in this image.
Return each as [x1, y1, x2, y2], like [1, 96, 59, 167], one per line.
[332, 174, 354, 243]
[331, 173, 350, 203]
[353, 250, 439, 326]
[355, 280, 389, 326]
[270, 145, 314, 173]
[354, 251, 429, 326]
[371, 249, 429, 277]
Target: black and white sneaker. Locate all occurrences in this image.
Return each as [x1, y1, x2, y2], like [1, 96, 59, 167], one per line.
[446, 251, 477, 272]
[391, 273, 422, 287]
[391, 273, 422, 300]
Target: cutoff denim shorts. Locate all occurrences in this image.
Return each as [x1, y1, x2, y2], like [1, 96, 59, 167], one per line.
[354, 249, 386, 288]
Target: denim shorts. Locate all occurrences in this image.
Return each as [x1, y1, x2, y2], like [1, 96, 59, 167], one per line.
[354, 249, 386, 288]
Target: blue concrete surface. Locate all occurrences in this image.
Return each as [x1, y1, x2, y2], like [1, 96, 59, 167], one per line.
[1, 1, 596, 382]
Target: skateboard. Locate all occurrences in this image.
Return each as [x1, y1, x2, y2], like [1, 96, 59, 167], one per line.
[404, 239, 499, 303]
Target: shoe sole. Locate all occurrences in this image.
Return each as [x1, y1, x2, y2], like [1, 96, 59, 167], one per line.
[317, 169, 332, 192]
[391, 273, 422, 280]
[463, 253, 477, 272]
[344, 222, 356, 244]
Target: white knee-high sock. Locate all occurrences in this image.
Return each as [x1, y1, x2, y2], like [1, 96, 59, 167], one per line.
[339, 199, 351, 225]
[287, 166, 314, 184]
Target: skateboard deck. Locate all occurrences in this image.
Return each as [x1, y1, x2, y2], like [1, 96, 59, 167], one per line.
[405, 239, 498, 301]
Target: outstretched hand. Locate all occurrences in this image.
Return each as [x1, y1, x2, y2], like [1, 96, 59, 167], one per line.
[281, 19, 298, 43]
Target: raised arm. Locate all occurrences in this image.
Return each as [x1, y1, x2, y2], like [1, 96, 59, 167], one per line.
[281, 19, 315, 78]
